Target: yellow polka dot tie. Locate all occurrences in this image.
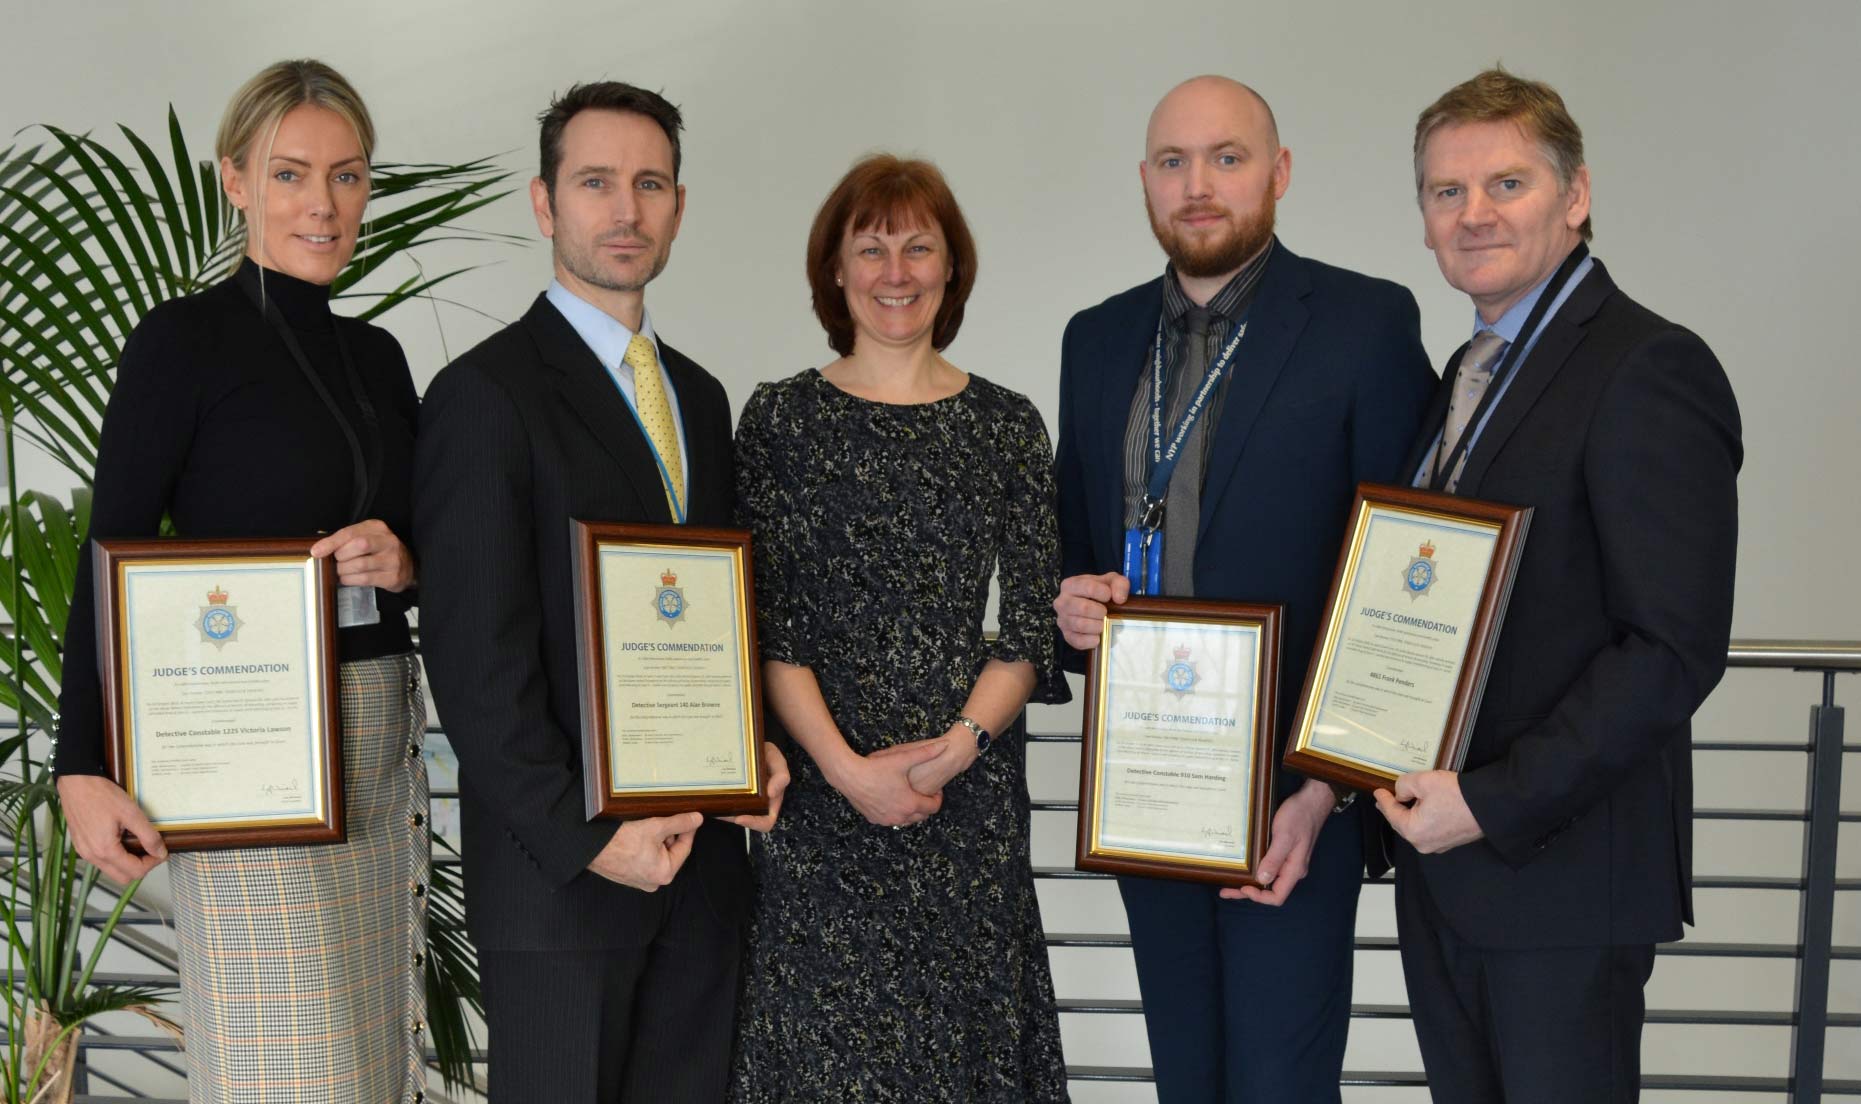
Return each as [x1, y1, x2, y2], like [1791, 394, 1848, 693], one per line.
[624, 334, 685, 519]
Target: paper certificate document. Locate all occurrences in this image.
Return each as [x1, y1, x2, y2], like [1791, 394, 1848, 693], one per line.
[1093, 619, 1261, 867]
[118, 560, 329, 830]
[1301, 509, 1497, 774]
[598, 544, 754, 794]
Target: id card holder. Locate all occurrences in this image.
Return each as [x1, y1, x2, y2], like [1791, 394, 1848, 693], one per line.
[336, 584, 381, 628]
[1121, 527, 1163, 597]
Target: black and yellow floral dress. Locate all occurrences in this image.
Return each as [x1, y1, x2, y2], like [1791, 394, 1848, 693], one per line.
[729, 369, 1072, 1103]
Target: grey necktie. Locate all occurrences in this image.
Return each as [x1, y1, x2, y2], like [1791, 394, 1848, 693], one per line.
[1433, 330, 1508, 493]
[1161, 307, 1213, 596]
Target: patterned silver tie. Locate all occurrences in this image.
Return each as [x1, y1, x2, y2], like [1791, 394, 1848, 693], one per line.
[1434, 330, 1508, 492]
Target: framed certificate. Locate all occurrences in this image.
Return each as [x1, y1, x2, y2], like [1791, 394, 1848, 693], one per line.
[1284, 483, 1532, 792]
[94, 538, 343, 850]
[1076, 598, 1281, 888]
[571, 521, 768, 819]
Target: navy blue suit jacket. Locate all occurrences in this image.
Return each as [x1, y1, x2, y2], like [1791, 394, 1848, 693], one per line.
[1392, 261, 1741, 948]
[1055, 241, 1437, 800]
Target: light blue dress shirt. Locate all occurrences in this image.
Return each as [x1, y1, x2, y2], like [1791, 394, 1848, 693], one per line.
[1413, 255, 1595, 487]
[545, 280, 690, 479]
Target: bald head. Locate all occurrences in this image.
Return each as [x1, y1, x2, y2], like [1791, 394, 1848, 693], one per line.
[1139, 75, 1291, 295]
[1147, 75, 1280, 158]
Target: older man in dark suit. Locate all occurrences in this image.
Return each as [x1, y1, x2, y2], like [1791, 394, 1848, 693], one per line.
[1376, 68, 1741, 1104]
[414, 82, 785, 1104]
[1053, 75, 1435, 1101]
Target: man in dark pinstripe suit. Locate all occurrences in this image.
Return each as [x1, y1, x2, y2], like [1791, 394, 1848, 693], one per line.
[415, 82, 785, 1103]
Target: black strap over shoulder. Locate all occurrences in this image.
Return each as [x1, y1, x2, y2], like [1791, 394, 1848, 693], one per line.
[236, 266, 383, 522]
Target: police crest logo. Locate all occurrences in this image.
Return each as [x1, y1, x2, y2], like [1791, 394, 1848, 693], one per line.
[1164, 643, 1198, 697]
[196, 584, 243, 648]
[652, 568, 686, 626]
[1403, 540, 1438, 599]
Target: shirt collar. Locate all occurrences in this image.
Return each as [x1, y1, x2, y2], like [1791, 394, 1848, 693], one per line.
[1162, 236, 1276, 325]
[1475, 266, 1561, 344]
[545, 279, 657, 371]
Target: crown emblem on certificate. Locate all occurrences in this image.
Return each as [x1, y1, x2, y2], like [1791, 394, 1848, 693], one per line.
[652, 567, 686, 625]
[197, 584, 243, 648]
[1164, 644, 1198, 697]
[1403, 540, 1438, 599]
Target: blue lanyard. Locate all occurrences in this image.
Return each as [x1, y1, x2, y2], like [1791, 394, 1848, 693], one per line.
[1429, 242, 1589, 491]
[1138, 311, 1248, 527]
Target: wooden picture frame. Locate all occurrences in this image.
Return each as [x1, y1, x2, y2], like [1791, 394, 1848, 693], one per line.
[571, 521, 767, 819]
[1077, 597, 1281, 888]
[1283, 483, 1532, 792]
[95, 537, 343, 851]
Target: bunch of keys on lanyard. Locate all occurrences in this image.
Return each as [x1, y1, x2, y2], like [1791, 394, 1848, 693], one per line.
[1122, 312, 1248, 597]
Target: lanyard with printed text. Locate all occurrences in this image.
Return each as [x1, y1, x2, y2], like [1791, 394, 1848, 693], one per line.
[1121, 311, 1248, 595]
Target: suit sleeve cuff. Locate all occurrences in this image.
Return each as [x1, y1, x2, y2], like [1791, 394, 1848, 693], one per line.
[1459, 762, 1579, 871]
[515, 784, 622, 889]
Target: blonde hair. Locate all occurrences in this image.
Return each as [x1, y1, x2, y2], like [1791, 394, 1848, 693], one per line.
[1413, 67, 1593, 241]
[216, 59, 375, 170]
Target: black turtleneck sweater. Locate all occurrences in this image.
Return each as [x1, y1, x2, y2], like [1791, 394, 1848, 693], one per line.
[54, 260, 420, 777]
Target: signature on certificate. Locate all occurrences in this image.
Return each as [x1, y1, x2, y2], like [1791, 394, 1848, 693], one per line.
[260, 777, 303, 800]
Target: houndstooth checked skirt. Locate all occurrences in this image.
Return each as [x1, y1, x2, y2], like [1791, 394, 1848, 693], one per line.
[171, 653, 429, 1103]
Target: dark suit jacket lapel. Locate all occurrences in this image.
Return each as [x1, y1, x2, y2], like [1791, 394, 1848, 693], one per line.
[1458, 262, 1614, 495]
[1198, 244, 1308, 535]
[522, 294, 671, 523]
[657, 338, 724, 517]
[1088, 279, 1165, 568]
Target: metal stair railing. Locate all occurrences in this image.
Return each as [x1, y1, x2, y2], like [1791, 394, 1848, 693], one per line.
[9, 638, 1856, 1101]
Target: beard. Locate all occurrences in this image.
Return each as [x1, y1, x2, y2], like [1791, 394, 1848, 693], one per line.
[555, 225, 670, 293]
[1146, 186, 1276, 279]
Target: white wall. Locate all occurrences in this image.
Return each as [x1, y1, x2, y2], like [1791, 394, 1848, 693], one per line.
[5, 0, 1857, 1096]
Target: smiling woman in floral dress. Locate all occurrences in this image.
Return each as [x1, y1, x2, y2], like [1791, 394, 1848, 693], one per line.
[729, 154, 1071, 1103]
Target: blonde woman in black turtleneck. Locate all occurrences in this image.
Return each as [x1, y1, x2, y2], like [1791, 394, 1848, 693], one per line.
[53, 60, 429, 1104]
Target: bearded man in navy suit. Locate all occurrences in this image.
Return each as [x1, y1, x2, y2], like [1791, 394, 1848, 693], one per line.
[1052, 75, 1435, 1102]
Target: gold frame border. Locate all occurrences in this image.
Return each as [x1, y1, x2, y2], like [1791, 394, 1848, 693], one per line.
[115, 554, 333, 832]
[1287, 501, 1503, 776]
[595, 538, 760, 799]
[1086, 611, 1263, 874]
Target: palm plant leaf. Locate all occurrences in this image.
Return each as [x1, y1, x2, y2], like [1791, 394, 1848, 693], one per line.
[424, 831, 482, 1089]
[1, 111, 517, 486]
[0, 492, 83, 732]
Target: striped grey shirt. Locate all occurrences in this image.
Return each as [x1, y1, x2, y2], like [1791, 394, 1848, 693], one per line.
[1120, 241, 1274, 526]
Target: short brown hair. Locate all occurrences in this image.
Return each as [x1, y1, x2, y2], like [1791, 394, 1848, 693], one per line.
[805, 155, 978, 357]
[538, 82, 683, 197]
[1414, 67, 1593, 241]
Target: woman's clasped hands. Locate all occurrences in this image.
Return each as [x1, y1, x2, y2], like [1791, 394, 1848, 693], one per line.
[824, 724, 979, 828]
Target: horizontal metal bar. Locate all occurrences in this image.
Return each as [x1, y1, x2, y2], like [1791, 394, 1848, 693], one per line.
[64, 969, 174, 988]
[1027, 732, 1081, 744]
[1726, 639, 1861, 671]
[41, 1032, 490, 1065]
[1059, 1000, 1861, 1029]
[1032, 802, 1858, 823]
[414, 729, 1861, 752]
[1031, 866, 1858, 893]
[1062, 1066, 1861, 1093]
[1046, 931, 1861, 961]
